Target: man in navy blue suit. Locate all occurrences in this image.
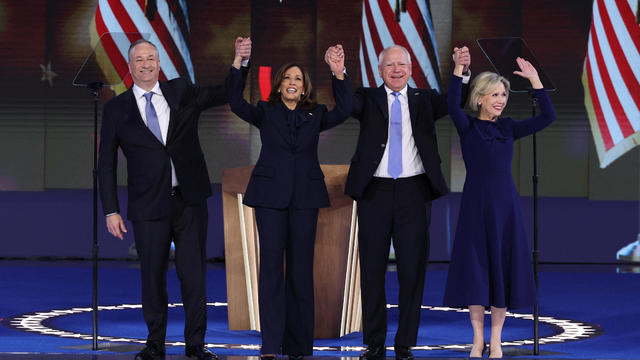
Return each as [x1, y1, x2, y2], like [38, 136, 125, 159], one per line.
[343, 45, 470, 360]
[98, 38, 250, 360]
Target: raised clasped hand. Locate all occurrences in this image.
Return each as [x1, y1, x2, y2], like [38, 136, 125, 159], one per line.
[452, 46, 471, 73]
[235, 36, 252, 60]
[324, 44, 345, 75]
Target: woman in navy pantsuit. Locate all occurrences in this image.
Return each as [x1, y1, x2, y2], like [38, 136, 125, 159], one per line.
[226, 39, 352, 360]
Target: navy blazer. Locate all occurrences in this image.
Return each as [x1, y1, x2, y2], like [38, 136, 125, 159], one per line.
[345, 83, 468, 201]
[98, 76, 241, 221]
[226, 66, 352, 209]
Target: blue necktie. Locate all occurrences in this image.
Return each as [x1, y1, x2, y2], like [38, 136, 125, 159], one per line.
[144, 92, 164, 145]
[388, 91, 402, 179]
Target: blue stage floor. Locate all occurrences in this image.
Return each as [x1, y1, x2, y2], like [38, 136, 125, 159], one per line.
[0, 260, 638, 359]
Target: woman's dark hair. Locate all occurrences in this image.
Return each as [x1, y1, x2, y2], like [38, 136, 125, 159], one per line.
[267, 63, 317, 109]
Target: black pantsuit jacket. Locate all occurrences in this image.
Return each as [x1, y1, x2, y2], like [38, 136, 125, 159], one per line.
[226, 66, 352, 209]
[226, 66, 352, 355]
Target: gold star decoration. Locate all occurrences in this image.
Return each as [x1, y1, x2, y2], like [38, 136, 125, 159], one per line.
[40, 61, 57, 87]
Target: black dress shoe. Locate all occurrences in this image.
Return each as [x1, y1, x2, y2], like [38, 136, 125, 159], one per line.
[360, 344, 385, 360]
[393, 344, 413, 360]
[134, 344, 165, 360]
[260, 356, 276, 360]
[185, 345, 218, 360]
[288, 355, 304, 360]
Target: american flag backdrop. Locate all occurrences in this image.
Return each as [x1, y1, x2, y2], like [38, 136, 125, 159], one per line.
[359, 0, 441, 91]
[89, 0, 194, 95]
[582, 0, 640, 168]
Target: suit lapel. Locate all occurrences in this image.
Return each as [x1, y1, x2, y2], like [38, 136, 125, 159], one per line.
[160, 81, 179, 144]
[126, 87, 167, 147]
[375, 85, 389, 124]
[407, 86, 420, 128]
[292, 110, 316, 146]
[125, 89, 146, 128]
[125, 89, 160, 145]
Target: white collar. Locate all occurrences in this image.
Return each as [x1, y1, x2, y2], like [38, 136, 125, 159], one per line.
[383, 84, 408, 98]
[132, 82, 162, 99]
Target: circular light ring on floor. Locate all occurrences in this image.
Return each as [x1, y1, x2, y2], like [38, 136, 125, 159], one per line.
[3, 302, 602, 352]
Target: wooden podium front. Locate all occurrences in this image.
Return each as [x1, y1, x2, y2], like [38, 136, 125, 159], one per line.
[222, 164, 362, 338]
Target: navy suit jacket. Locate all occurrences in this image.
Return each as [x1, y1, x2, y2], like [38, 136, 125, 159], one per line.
[98, 76, 240, 221]
[226, 66, 352, 209]
[345, 83, 468, 201]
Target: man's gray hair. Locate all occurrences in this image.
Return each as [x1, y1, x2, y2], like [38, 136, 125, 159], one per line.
[127, 39, 158, 62]
[377, 45, 412, 65]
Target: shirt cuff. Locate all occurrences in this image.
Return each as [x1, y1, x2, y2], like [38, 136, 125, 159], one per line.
[241, 59, 250, 67]
[461, 69, 471, 84]
[332, 67, 347, 77]
[106, 212, 119, 217]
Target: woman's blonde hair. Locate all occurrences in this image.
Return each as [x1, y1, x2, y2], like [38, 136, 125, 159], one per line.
[468, 71, 510, 112]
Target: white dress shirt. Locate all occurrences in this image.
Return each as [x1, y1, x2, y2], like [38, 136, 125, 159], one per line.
[372, 71, 470, 179]
[132, 82, 179, 187]
[374, 85, 426, 178]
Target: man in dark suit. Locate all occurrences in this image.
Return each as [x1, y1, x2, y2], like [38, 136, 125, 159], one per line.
[344, 45, 470, 360]
[98, 38, 251, 360]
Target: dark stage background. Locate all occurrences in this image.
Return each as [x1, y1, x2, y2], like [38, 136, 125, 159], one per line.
[0, 0, 638, 263]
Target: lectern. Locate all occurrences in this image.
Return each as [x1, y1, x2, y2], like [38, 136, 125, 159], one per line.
[222, 164, 362, 338]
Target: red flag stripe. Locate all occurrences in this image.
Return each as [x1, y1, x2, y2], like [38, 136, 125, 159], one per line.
[359, 1, 442, 90]
[377, 1, 429, 88]
[590, 23, 635, 137]
[406, 2, 429, 48]
[94, 5, 130, 83]
[165, 1, 191, 45]
[615, 0, 640, 51]
[363, 0, 385, 61]
[406, 1, 439, 84]
[107, 0, 143, 43]
[132, 1, 190, 81]
[597, 0, 640, 116]
[106, 0, 168, 81]
[360, 29, 377, 87]
[586, 56, 615, 150]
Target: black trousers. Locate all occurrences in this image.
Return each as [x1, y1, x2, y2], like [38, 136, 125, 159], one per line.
[254, 206, 319, 356]
[132, 189, 208, 348]
[357, 175, 431, 347]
